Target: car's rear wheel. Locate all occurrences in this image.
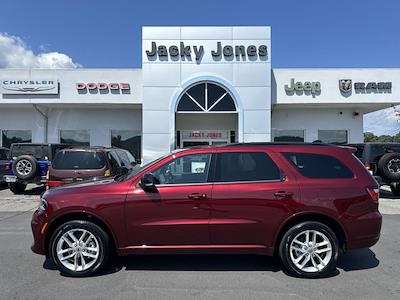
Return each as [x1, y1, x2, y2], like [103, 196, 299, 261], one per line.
[378, 153, 400, 181]
[8, 182, 27, 194]
[50, 220, 110, 277]
[279, 221, 338, 278]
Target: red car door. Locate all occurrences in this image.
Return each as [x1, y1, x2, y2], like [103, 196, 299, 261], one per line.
[125, 152, 213, 247]
[209, 150, 300, 250]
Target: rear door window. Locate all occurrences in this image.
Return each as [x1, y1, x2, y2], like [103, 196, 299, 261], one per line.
[283, 152, 353, 179]
[52, 151, 106, 170]
[214, 152, 281, 182]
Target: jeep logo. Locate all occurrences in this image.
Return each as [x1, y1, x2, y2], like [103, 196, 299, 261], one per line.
[284, 78, 321, 96]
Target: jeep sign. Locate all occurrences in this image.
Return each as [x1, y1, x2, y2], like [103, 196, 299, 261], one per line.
[284, 78, 321, 96]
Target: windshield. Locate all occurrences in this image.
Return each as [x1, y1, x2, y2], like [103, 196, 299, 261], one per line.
[52, 151, 106, 170]
[115, 152, 178, 182]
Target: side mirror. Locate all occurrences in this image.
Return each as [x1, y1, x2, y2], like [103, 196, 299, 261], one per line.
[140, 173, 157, 191]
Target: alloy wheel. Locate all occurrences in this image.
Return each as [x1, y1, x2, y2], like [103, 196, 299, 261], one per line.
[16, 159, 32, 176]
[289, 229, 333, 273]
[56, 228, 100, 272]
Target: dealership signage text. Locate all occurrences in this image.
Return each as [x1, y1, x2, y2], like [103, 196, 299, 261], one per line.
[339, 79, 392, 93]
[146, 42, 268, 62]
[284, 78, 321, 96]
[76, 82, 130, 93]
[1, 79, 58, 95]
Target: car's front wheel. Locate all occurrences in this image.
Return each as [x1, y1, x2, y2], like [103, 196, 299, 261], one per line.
[50, 220, 110, 277]
[279, 221, 338, 278]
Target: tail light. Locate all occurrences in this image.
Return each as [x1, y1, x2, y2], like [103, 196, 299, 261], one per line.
[104, 169, 111, 177]
[4, 163, 10, 171]
[364, 162, 371, 170]
[47, 180, 64, 188]
[366, 187, 379, 202]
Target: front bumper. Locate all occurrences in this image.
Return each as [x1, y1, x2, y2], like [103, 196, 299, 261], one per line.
[31, 210, 48, 255]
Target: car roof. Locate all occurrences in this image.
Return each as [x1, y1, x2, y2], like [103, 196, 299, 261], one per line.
[58, 146, 124, 152]
[10, 143, 71, 147]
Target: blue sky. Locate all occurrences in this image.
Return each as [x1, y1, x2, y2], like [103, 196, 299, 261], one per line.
[0, 0, 399, 135]
[1, 0, 399, 68]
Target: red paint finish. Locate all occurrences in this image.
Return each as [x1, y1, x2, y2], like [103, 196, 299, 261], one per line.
[31, 144, 381, 258]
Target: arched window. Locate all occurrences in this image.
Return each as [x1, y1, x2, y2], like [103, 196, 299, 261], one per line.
[177, 82, 236, 112]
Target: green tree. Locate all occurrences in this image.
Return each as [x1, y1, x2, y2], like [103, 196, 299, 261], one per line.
[364, 132, 377, 142]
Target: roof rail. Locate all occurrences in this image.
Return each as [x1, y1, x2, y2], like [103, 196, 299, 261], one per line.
[225, 142, 335, 147]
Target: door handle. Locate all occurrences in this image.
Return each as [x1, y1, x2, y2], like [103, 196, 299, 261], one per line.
[274, 191, 293, 198]
[188, 193, 207, 200]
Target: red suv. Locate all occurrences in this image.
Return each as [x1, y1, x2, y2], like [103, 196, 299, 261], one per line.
[31, 143, 381, 278]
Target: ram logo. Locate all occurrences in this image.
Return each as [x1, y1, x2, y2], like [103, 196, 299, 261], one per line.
[339, 79, 352, 93]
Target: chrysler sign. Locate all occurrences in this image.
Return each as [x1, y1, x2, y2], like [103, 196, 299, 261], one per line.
[1, 79, 59, 95]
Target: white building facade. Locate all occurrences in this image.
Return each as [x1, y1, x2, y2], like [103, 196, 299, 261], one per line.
[0, 26, 399, 163]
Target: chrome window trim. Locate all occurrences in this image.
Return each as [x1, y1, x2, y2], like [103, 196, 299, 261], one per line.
[154, 178, 285, 188]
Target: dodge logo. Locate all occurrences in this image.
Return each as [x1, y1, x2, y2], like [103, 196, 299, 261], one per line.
[339, 79, 352, 93]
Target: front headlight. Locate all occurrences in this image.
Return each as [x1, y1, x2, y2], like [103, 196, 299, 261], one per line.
[37, 198, 48, 212]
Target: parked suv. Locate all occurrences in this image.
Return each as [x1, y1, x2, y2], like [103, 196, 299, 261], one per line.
[4, 143, 73, 194]
[0, 147, 9, 184]
[348, 143, 400, 195]
[31, 143, 381, 278]
[47, 147, 138, 188]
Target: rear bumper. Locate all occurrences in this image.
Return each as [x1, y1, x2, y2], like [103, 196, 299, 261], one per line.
[5, 175, 46, 184]
[345, 211, 382, 251]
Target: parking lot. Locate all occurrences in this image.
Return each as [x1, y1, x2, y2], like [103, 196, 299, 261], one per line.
[0, 184, 399, 300]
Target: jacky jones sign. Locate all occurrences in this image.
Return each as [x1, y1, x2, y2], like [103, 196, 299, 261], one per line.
[146, 42, 268, 62]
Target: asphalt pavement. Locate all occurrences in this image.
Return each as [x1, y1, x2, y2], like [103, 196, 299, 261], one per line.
[0, 184, 399, 300]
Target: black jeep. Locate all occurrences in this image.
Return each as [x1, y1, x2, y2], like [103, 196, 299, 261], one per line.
[3, 143, 75, 194]
[348, 142, 400, 195]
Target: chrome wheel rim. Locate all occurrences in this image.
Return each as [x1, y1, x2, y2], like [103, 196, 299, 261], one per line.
[16, 160, 32, 176]
[56, 229, 100, 272]
[289, 230, 332, 273]
[388, 158, 400, 174]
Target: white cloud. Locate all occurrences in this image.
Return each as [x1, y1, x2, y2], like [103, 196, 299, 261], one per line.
[0, 33, 80, 68]
[364, 106, 400, 135]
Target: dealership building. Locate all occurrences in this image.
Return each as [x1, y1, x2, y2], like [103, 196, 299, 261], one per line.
[0, 26, 399, 163]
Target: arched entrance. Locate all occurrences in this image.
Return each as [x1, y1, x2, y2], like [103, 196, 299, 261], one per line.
[175, 81, 238, 148]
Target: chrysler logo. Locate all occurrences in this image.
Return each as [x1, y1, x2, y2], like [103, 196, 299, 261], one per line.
[339, 79, 352, 93]
[1, 79, 58, 95]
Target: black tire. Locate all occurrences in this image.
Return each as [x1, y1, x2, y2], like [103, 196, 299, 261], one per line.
[8, 182, 27, 194]
[12, 155, 38, 180]
[378, 153, 400, 181]
[279, 221, 339, 278]
[390, 183, 400, 196]
[49, 220, 110, 277]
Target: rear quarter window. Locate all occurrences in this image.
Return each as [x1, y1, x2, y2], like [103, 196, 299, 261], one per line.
[52, 151, 106, 170]
[283, 152, 353, 179]
[11, 145, 49, 160]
